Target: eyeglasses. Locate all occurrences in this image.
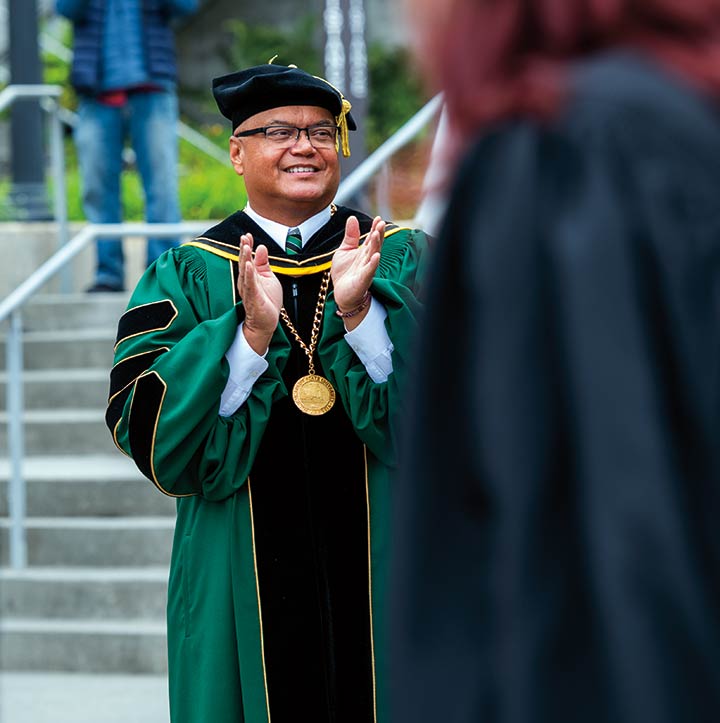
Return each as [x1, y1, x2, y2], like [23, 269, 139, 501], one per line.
[233, 124, 340, 148]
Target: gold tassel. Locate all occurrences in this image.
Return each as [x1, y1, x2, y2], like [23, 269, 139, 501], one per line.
[336, 98, 352, 157]
[314, 75, 353, 157]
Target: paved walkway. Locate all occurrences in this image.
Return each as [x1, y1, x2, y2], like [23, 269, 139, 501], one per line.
[0, 673, 170, 723]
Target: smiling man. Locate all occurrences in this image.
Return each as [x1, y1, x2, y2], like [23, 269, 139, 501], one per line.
[105, 62, 429, 723]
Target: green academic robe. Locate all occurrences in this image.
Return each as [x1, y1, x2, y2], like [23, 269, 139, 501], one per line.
[106, 206, 429, 723]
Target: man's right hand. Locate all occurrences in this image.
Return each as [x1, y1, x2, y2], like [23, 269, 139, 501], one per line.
[237, 233, 283, 355]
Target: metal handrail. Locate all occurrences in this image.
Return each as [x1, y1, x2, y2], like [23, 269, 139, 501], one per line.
[1, 222, 208, 570]
[0, 222, 212, 324]
[1, 83, 68, 569]
[0, 84, 62, 109]
[336, 93, 442, 204]
[1, 93, 443, 569]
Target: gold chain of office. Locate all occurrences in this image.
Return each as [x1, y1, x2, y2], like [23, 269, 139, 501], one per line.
[279, 269, 336, 415]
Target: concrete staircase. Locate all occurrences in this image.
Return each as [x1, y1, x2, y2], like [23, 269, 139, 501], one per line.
[0, 293, 176, 674]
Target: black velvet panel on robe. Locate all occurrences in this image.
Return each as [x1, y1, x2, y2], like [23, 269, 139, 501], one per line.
[210, 209, 376, 723]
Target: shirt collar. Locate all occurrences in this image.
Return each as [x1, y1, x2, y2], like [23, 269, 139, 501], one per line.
[244, 204, 333, 251]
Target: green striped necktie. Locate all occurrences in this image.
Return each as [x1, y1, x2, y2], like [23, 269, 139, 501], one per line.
[286, 227, 303, 255]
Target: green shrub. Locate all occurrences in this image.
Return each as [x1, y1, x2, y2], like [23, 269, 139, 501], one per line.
[0, 180, 13, 220]
[367, 43, 426, 151]
[178, 140, 246, 220]
[223, 16, 322, 75]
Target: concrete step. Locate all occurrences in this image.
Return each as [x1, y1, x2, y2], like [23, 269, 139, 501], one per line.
[0, 408, 119, 455]
[0, 368, 109, 409]
[19, 293, 130, 333]
[0, 672, 170, 723]
[0, 517, 174, 567]
[0, 455, 176, 517]
[0, 328, 116, 371]
[0, 619, 167, 674]
[0, 567, 167, 620]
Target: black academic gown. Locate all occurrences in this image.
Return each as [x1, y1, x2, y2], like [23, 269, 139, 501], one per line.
[391, 53, 720, 723]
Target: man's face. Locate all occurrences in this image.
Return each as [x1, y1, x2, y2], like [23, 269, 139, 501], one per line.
[229, 105, 341, 225]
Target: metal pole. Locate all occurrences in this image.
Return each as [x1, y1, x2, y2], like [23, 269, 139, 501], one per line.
[324, 0, 369, 186]
[345, 0, 369, 165]
[374, 162, 391, 220]
[46, 97, 72, 293]
[7, 310, 27, 569]
[8, 0, 52, 220]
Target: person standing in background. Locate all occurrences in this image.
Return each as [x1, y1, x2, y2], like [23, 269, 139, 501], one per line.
[392, 1, 720, 722]
[56, 0, 198, 292]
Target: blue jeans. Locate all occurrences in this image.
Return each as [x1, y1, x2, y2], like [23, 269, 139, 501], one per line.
[75, 90, 181, 289]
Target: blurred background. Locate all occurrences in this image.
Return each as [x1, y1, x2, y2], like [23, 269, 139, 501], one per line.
[0, 0, 434, 229]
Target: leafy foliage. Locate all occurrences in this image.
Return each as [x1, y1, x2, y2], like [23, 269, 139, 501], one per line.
[42, 23, 78, 111]
[367, 43, 426, 151]
[223, 16, 322, 75]
[178, 140, 246, 221]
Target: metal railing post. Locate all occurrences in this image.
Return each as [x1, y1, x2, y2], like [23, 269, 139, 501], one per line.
[374, 162, 392, 220]
[6, 310, 27, 569]
[46, 96, 71, 292]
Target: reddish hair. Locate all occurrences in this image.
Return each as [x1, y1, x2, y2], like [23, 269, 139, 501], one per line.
[409, 0, 720, 143]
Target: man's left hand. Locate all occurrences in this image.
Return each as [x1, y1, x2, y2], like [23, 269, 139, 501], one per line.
[331, 215, 385, 327]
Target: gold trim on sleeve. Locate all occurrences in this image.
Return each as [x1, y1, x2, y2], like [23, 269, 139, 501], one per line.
[111, 418, 132, 458]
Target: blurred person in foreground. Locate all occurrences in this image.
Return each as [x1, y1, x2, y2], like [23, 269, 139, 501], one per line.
[106, 61, 429, 722]
[392, 1, 720, 722]
[56, 0, 197, 292]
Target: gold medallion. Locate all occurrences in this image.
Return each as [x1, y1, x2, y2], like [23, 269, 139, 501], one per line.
[292, 374, 336, 416]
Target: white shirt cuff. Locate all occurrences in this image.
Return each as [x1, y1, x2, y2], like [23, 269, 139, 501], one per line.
[343, 298, 394, 383]
[219, 322, 269, 416]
